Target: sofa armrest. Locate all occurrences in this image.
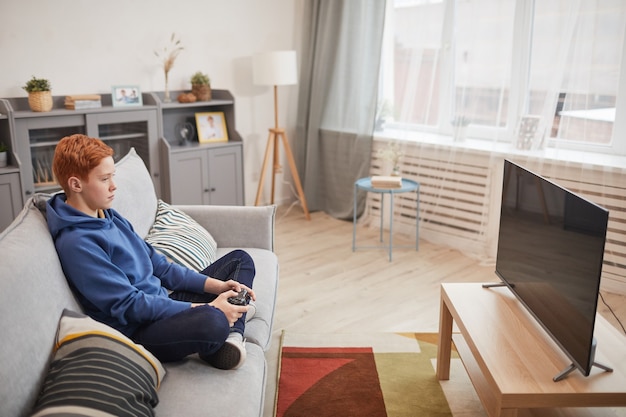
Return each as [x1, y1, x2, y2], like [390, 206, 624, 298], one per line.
[174, 205, 276, 251]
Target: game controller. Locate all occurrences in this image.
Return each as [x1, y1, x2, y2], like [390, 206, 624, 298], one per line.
[228, 288, 251, 306]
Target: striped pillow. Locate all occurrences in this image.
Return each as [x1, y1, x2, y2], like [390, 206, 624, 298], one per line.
[145, 200, 217, 271]
[30, 310, 165, 417]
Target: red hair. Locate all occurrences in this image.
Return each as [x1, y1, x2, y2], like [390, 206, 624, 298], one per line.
[53, 134, 114, 194]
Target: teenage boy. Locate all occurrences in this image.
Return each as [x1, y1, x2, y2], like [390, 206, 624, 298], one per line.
[46, 134, 255, 370]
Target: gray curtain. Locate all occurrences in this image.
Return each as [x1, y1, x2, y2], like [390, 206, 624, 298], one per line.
[295, 0, 386, 220]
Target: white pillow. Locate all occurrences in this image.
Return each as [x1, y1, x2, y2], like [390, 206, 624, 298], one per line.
[112, 148, 158, 239]
[145, 200, 217, 271]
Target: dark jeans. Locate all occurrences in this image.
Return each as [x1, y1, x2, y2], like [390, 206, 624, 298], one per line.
[131, 249, 255, 362]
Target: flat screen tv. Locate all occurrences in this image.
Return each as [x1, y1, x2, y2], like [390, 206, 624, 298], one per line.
[493, 159, 611, 381]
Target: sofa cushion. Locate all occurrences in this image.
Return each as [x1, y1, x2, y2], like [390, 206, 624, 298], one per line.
[31, 310, 165, 417]
[145, 200, 217, 270]
[112, 148, 158, 239]
[0, 199, 83, 417]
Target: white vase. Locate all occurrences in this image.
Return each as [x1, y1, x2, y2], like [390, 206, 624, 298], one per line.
[163, 72, 172, 103]
[0, 151, 7, 168]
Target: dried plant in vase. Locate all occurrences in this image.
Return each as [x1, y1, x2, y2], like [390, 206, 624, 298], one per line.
[377, 141, 405, 176]
[154, 33, 184, 102]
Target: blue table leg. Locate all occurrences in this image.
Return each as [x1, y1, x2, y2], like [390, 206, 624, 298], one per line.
[389, 194, 394, 261]
[415, 187, 420, 251]
[379, 194, 384, 243]
[352, 183, 357, 252]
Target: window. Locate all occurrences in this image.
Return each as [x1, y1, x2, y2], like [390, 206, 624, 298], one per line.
[388, 0, 446, 127]
[453, 0, 515, 129]
[380, 0, 626, 154]
[528, 0, 625, 148]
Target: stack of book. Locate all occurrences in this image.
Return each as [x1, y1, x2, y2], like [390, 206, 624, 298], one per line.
[371, 175, 402, 188]
[65, 94, 102, 110]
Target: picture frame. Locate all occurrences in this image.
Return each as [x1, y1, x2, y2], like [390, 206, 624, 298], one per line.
[111, 85, 142, 107]
[195, 111, 229, 143]
[516, 115, 541, 150]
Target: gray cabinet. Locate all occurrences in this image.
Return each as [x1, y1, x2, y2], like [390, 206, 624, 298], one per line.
[152, 90, 244, 206]
[4, 94, 160, 201]
[160, 140, 243, 205]
[0, 172, 22, 231]
[0, 100, 22, 232]
[0, 89, 244, 227]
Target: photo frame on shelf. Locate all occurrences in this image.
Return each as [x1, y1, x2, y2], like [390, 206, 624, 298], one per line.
[111, 85, 142, 107]
[195, 111, 228, 143]
[516, 115, 541, 150]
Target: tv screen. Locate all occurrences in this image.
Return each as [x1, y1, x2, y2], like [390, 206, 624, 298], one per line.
[495, 160, 609, 379]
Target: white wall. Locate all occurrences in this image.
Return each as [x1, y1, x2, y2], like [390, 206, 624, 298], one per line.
[0, 0, 304, 206]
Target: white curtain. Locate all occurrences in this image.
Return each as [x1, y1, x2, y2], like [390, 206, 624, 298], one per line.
[368, 0, 626, 295]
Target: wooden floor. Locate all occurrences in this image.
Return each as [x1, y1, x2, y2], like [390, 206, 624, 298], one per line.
[262, 206, 626, 417]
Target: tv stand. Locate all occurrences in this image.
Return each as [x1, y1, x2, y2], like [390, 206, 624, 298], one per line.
[437, 283, 626, 417]
[554, 337, 613, 382]
[482, 282, 507, 288]
[555, 361, 613, 382]
[481, 282, 613, 382]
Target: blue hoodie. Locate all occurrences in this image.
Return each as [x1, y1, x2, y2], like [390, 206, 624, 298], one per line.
[46, 193, 207, 337]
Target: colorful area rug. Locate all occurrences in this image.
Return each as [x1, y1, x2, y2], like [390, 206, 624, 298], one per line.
[274, 332, 480, 417]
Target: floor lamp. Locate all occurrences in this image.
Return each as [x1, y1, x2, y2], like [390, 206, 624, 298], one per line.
[253, 50, 310, 220]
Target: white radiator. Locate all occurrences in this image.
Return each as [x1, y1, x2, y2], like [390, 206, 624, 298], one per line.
[367, 141, 626, 294]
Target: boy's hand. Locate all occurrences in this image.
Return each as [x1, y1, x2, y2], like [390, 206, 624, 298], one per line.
[220, 279, 256, 302]
[210, 291, 249, 326]
[204, 278, 256, 302]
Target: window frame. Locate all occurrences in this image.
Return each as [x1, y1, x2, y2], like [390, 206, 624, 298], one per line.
[379, 0, 626, 157]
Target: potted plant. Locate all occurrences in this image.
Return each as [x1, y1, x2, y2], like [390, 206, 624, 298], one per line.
[22, 76, 53, 112]
[0, 141, 8, 168]
[377, 141, 405, 176]
[190, 71, 211, 101]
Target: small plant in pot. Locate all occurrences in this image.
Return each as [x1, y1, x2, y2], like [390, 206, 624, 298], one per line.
[377, 141, 405, 176]
[190, 71, 211, 101]
[22, 76, 53, 112]
[0, 142, 8, 168]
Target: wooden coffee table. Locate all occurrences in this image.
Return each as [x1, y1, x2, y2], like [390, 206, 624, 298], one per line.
[437, 283, 626, 417]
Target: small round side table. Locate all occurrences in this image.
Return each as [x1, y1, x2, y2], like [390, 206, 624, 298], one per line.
[352, 177, 420, 261]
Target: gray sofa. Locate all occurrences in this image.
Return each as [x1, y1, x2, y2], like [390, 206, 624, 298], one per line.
[0, 148, 278, 417]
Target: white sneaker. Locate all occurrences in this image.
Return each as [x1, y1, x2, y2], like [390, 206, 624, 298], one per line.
[202, 332, 246, 370]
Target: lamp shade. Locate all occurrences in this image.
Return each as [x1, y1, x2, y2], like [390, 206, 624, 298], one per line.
[253, 50, 298, 86]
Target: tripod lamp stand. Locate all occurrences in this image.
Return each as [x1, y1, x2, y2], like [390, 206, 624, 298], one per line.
[252, 50, 310, 220]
